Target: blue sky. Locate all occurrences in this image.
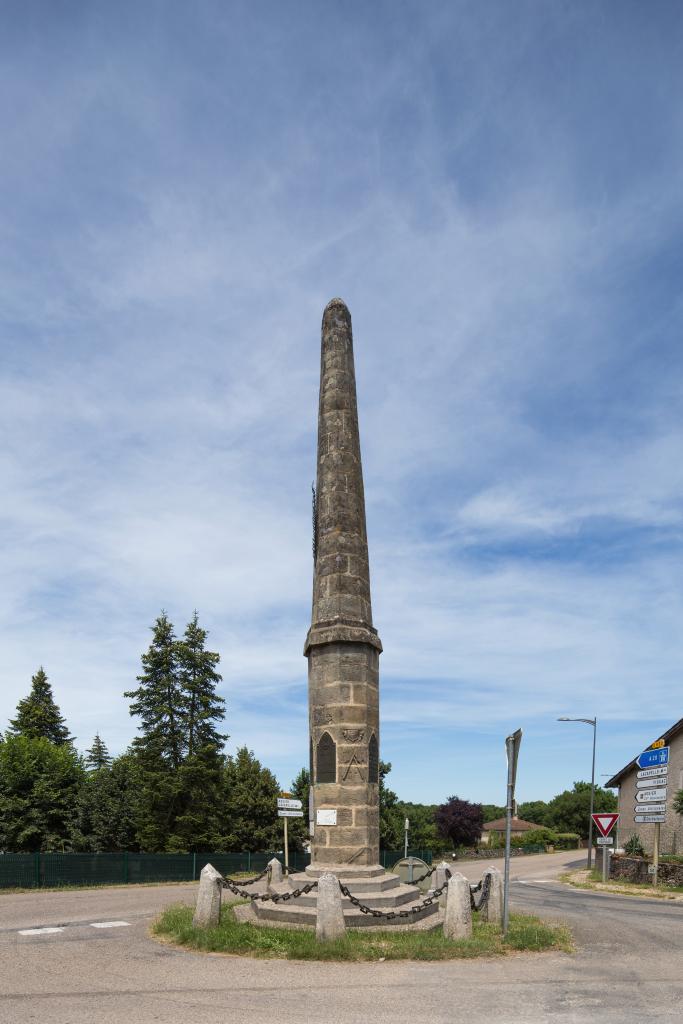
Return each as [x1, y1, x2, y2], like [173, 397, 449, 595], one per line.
[1, 1, 682, 805]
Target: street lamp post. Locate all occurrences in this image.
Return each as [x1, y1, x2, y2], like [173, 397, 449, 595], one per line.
[557, 717, 597, 869]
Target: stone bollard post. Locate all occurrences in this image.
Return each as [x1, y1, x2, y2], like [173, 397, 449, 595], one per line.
[267, 857, 283, 890]
[193, 863, 222, 928]
[315, 872, 346, 942]
[443, 872, 472, 940]
[430, 861, 450, 909]
[480, 866, 503, 925]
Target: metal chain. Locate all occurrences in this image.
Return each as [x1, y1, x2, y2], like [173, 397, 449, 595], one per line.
[220, 875, 319, 903]
[469, 872, 491, 911]
[337, 873, 451, 921]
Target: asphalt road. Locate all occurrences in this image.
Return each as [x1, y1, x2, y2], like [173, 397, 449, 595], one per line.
[1, 851, 681, 1024]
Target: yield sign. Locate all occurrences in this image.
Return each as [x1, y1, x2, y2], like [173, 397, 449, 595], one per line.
[592, 813, 619, 837]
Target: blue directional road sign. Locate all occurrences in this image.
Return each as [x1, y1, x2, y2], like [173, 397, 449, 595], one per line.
[637, 747, 669, 769]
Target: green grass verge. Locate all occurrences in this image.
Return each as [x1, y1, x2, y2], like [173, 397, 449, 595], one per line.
[560, 870, 683, 897]
[152, 903, 573, 961]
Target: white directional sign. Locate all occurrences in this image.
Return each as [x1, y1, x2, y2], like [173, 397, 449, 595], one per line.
[636, 777, 667, 789]
[636, 789, 667, 802]
[637, 765, 668, 780]
[278, 809, 303, 818]
[634, 814, 666, 823]
[277, 798, 303, 810]
[634, 804, 666, 814]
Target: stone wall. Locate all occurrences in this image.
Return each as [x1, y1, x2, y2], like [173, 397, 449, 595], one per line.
[610, 855, 683, 886]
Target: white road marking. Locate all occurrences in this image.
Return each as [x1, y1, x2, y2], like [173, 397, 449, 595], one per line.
[516, 879, 556, 884]
[89, 921, 131, 929]
[18, 927, 65, 936]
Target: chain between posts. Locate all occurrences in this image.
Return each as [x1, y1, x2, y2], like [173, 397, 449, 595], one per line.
[337, 867, 452, 921]
[220, 874, 319, 902]
[469, 872, 491, 911]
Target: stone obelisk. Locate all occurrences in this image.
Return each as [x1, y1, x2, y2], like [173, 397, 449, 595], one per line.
[305, 299, 382, 867]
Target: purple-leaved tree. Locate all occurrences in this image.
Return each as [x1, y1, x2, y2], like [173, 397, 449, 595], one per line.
[435, 795, 484, 849]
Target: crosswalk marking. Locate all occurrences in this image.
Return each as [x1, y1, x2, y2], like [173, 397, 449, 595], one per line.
[18, 927, 65, 935]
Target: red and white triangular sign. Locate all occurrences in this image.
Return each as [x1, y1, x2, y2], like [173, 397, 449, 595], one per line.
[592, 813, 619, 837]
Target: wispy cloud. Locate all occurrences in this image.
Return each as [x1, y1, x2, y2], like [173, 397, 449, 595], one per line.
[1, 2, 682, 801]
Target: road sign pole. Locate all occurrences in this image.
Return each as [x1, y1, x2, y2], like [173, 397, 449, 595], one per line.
[404, 818, 409, 859]
[653, 822, 660, 887]
[503, 728, 522, 937]
[284, 815, 289, 872]
[602, 843, 608, 883]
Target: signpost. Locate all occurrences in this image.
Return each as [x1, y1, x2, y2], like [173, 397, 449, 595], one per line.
[591, 813, 619, 882]
[503, 728, 522, 936]
[636, 747, 669, 769]
[634, 741, 669, 887]
[277, 796, 303, 871]
[637, 765, 668, 780]
[635, 789, 667, 802]
[404, 817, 410, 859]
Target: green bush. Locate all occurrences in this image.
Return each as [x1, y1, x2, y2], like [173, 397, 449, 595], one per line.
[555, 832, 580, 849]
[518, 828, 559, 847]
[624, 835, 645, 857]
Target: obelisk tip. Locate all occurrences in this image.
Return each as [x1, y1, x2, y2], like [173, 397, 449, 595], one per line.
[322, 297, 351, 326]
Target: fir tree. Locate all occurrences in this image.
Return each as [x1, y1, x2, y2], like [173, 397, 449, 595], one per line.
[125, 611, 228, 851]
[125, 613, 184, 768]
[9, 668, 73, 746]
[0, 735, 83, 851]
[72, 752, 141, 852]
[85, 733, 111, 771]
[218, 747, 280, 852]
[176, 612, 227, 756]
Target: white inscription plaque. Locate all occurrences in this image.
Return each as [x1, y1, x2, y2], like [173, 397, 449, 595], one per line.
[316, 809, 337, 826]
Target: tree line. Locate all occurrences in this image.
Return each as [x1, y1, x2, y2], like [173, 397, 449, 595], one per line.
[0, 613, 290, 853]
[0, 611, 618, 853]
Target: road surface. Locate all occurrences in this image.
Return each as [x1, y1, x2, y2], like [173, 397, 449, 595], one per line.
[1, 850, 681, 1024]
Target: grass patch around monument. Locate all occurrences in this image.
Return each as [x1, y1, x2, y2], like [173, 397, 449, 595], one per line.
[152, 903, 573, 960]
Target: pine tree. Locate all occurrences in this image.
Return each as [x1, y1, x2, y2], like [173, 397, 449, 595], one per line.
[9, 668, 73, 746]
[85, 733, 111, 771]
[176, 612, 227, 756]
[218, 747, 281, 852]
[72, 752, 141, 852]
[288, 767, 311, 850]
[125, 613, 184, 768]
[125, 611, 228, 851]
[0, 735, 83, 851]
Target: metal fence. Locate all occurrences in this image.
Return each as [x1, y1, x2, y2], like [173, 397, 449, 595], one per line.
[0, 848, 433, 889]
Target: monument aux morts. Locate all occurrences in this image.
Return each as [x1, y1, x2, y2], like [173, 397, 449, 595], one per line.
[234, 300, 443, 929]
[305, 297, 383, 868]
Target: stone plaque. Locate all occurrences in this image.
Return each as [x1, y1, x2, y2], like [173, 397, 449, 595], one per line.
[317, 809, 337, 826]
[316, 732, 336, 783]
